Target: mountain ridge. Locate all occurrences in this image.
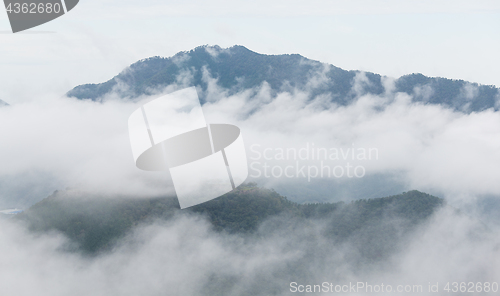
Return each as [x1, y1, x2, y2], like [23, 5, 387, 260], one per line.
[67, 45, 499, 112]
[16, 184, 444, 255]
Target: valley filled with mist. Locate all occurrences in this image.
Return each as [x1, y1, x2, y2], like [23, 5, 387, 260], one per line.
[1, 45, 500, 295]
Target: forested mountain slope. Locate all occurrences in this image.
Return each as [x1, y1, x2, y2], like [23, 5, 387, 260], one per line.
[67, 45, 499, 112]
[16, 184, 444, 257]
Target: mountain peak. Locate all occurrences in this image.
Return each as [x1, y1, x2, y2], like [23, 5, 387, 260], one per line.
[66, 45, 499, 113]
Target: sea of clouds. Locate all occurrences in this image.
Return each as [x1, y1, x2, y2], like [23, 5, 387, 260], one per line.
[1, 60, 500, 295]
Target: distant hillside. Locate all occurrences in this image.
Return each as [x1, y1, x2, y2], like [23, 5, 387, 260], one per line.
[16, 184, 444, 257]
[0, 99, 8, 106]
[67, 45, 499, 112]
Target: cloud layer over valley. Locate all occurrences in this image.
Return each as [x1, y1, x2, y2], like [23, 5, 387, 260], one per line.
[1, 57, 500, 207]
[1, 49, 500, 295]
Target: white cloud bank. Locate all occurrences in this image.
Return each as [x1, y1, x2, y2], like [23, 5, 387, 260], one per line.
[201, 76, 500, 202]
[0, 65, 500, 295]
[1, 69, 500, 207]
[1, 205, 499, 296]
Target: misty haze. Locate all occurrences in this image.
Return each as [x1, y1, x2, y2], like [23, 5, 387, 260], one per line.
[1, 44, 500, 296]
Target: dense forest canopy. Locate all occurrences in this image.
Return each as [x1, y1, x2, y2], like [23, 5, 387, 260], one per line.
[67, 45, 500, 113]
[16, 184, 444, 258]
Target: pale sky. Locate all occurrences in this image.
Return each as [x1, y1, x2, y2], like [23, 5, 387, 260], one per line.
[1, 0, 499, 104]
